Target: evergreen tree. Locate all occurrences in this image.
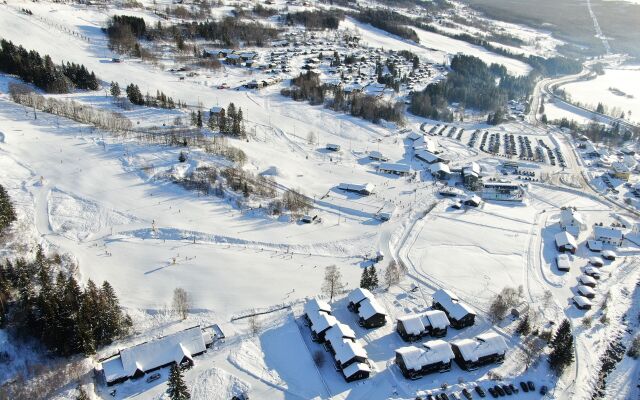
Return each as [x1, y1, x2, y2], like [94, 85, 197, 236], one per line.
[167, 363, 191, 400]
[110, 81, 121, 99]
[218, 108, 227, 132]
[368, 265, 379, 289]
[515, 314, 531, 336]
[0, 184, 17, 234]
[360, 267, 371, 290]
[196, 111, 203, 128]
[548, 319, 574, 375]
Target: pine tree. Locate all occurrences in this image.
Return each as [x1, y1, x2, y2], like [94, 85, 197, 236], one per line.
[196, 111, 203, 128]
[515, 314, 531, 336]
[110, 82, 120, 99]
[167, 363, 191, 400]
[368, 265, 379, 290]
[218, 108, 227, 133]
[0, 184, 17, 234]
[360, 267, 371, 290]
[548, 319, 574, 375]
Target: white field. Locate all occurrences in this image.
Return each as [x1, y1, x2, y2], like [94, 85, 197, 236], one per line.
[562, 67, 640, 122]
[0, 1, 639, 399]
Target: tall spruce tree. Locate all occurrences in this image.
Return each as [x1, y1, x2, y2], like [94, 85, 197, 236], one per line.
[548, 319, 574, 375]
[360, 267, 371, 290]
[0, 184, 16, 234]
[167, 363, 191, 400]
[368, 265, 379, 290]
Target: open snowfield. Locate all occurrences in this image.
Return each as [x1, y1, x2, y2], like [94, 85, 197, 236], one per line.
[1, 0, 640, 399]
[562, 67, 640, 123]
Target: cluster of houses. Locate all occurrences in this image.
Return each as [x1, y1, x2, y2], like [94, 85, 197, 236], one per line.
[552, 208, 623, 310]
[393, 290, 506, 379]
[303, 289, 388, 383]
[98, 325, 221, 386]
[579, 138, 638, 182]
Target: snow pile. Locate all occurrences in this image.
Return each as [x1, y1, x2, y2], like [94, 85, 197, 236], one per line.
[191, 367, 251, 400]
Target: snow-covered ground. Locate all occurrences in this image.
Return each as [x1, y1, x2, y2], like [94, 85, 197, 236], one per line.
[1, 0, 639, 399]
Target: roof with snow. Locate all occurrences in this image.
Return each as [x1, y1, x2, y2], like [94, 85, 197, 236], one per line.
[587, 240, 603, 251]
[333, 339, 368, 365]
[594, 226, 623, 241]
[342, 361, 371, 378]
[573, 295, 593, 307]
[348, 288, 374, 305]
[407, 131, 422, 141]
[368, 150, 388, 161]
[357, 297, 387, 320]
[415, 149, 440, 163]
[579, 274, 597, 285]
[102, 326, 207, 383]
[432, 289, 475, 320]
[463, 162, 481, 176]
[325, 323, 356, 345]
[555, 231, 577, 248]
[309, 312, 338, 334]
[378, 162, 412, 173]
[304, 298, 332, 316]
[430, 162, 451, 174]
[577, 285, 596, 296]
[451, 332, 508, 362]
[560, 208, 586, 228]
[338, 182, 376, 194]
[396, 339, 454, 371]
[398, 310, 450, 335]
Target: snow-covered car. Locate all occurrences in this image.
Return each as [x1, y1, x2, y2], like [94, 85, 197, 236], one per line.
[145, 373, 161, 383]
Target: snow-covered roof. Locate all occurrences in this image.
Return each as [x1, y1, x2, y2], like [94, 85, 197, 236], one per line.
[368, 151, 388, 161]
[430, 162, 450, 175]
[578, 274, 597, 286]
[348, 288, 374, 305]
[573, 295, 593, 307]
[357, 297, 386, 320]
[556, 254, 571, 269]
[325, 323, 356, 345]
[588, 240, 603, 251]
[432, 289, 475, 320]
[333, 339, 368, 365]
[415, 149, 439, 163]
[210, 106, 224, 114]
[309, 312, 338, 334]
[560, 208, 586, 228]
[407, 131, 422, 141]
[396, 339, 454, 371]
[451, 332, 507, 362]
[398, 310, 449, 335]
[338, 182, 376, 194]
[577, 285, 596, 296]
[102, 326, 207, 382]
[378, 162, 412, 173]
[304, 298, 332, 316]
[555, 231, 577, 248]
[464, 162, 481, 176]
[463, 195, 482, 206]
[594, 226, 623, 241]
[342, 361, 370, 378]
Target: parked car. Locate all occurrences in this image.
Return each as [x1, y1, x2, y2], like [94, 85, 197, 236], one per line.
[520, 382, 529, 392]
[475, 385, 486, 398]
[494, 385, 505, 396]
[452, 393, 461, 400]
[441, 393, 450, 400]
[508, 384, 518, 394]
[527, 381, 536, 391]
[145, 373, 161, 383]
[502, 384, 512, 395]
[540, 386, 548, 395]
[487, 387, 498, 398]
[462, 388, 473, 399]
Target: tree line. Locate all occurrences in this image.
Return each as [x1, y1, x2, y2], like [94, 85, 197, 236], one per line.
[1, 242, 132, 356]
[0, 40, 99, 93]
[0, 184, 16, 236]
[352, 9, 419, 43]
[282, 71, 404, 124]
[284, 10, 344, 30]
[203, 102, 246, 138]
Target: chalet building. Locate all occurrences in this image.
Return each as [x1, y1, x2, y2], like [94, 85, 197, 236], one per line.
[462, 162, 481, 190]
[368, 151, 389, 162]
[324, 325, 370, 382]
[338, 183, 376, 196]
[450, 332, 508, 371]
[578, 274, 597, 288]
[577, 285, 596, 299]
[377, 162, 412, 176]
[430, 162, 451, 180]
[225, 53, 242, 65]
[415, 149, 441, 164]
[431, 289, 475, 329]
[396, 310, 450, 341]
[341, 361, 371, 382]
[100, 326, 212, 386]
[357, 297, 387, 328]
[555, 231, 577, 254]
[395, 340, 455, 379]
[573, 295, 592, 310]
[556, 254, 571, 272]
[594, 226, 623, 247]
[610, 162, 631, 181]
[559, 208, 586, 234]
[347, 288, 374, 312]
[324, 323, 356, 353]
[463, 195, 482, 207]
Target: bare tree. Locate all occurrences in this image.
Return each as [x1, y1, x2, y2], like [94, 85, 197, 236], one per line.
[519, 335, 545, 370]
[172, 287, 191, 320]
[384, 260, 401, 288]
[321, 265, 345, 302]
[248, 314, 262, 336]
